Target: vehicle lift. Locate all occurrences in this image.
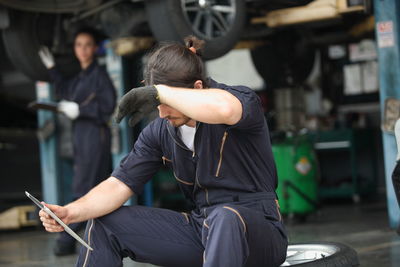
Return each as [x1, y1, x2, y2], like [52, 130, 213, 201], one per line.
[374, 0, 400, 229]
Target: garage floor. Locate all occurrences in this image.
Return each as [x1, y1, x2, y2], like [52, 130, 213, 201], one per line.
[0, 198, 399, 267]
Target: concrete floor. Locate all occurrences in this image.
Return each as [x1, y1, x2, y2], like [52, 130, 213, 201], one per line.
[0, 199, 399, 267]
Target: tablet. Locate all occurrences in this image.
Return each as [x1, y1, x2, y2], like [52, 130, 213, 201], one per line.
[25, 191, 93, 251]
[27, 101, 59, 112]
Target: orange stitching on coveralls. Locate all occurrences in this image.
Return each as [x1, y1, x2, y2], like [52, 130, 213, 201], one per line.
[222, 206, 247, 233]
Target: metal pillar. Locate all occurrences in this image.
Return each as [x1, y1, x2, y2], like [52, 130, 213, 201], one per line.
[35, 82, 74, 205]
[105, 43, 153, 206]
[105, 42, 132, 168]
[35, 81, 60, 204]
[374, 0, 400, 228]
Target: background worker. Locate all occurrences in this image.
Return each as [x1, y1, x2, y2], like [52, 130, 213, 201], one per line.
[39, 36, 287, 267]
[38, 28, 116, 255]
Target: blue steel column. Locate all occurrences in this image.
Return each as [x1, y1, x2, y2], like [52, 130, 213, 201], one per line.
[374, 0, 400, 228]
[35, 81, 60, 204]
[105, 42, 144, 206]
[105, 43, 131, 167]
[105, 43, 152, 207]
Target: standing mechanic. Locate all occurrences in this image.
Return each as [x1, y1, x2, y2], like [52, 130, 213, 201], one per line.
[39, 36, 287, 267]
[38, 28, 116, 255]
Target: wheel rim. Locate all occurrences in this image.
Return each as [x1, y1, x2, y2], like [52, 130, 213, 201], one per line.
[181, 0, 236, 40]
[281, 244, 340, 266]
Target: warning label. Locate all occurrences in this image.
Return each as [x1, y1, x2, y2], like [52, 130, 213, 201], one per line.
[377, 21, 395, 48]
[295, 157, 312, 175]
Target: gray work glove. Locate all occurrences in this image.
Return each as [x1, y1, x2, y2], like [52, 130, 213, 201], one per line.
[38, 46, 55, 69]
[115, 85, 160, 127]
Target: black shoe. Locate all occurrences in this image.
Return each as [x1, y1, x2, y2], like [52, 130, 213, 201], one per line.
[54, 241, 76, 256]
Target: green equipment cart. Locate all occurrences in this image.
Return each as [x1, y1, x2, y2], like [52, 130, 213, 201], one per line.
[272, 134, 319, 219]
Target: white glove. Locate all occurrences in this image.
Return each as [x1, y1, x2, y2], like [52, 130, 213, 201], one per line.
[38, 46, 55, 69]
[58, 100, 80, 120]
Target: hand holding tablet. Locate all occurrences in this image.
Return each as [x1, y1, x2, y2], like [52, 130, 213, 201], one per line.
[25, 191, 93, 251]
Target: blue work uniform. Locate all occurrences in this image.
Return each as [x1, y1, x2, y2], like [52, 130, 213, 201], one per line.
[76, 79, 287, 267]
[49, 62, 116, 244]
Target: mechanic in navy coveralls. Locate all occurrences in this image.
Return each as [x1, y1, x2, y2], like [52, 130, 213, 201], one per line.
[38, 28, 116, 256]
[39, 36, 287, 267]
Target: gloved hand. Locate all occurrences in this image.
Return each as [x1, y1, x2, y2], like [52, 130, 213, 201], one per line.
[115, 85, 160, 127]
[38, 46, 55, 69]
[58, 100, 80, 120]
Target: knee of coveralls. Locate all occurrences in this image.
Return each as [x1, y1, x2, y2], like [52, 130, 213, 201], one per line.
[76, 217, 126, 267]
[202, 205, 249, 266]
[77, 206, 205, 267]
[202, 205, 248, 241]
[203, 204, 288, 267]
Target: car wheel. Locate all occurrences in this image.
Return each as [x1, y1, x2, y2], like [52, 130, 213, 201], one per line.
[251, 30, 315, 89]
[282, 242, 359, 266]
[145, 0, 246, 60]
[2, 11, 79, 81]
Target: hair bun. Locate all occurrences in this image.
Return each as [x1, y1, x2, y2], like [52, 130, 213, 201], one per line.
[184, 35, 205, 56]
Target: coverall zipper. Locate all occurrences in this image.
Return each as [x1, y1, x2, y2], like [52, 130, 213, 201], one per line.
[166, 122, 210, 205]
[215, 131, 228, 177]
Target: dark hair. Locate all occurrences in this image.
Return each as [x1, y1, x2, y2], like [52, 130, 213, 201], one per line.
[73, 27, 102, 45]
[143, 35, 208, 88]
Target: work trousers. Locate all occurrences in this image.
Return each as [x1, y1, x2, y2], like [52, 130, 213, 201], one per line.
[58, 125, 111, 244]
[75, 203, 287, 267]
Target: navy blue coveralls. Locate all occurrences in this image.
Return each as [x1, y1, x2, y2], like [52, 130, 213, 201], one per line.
[76, 80, 287, 267]
[49, 62, 116, 244]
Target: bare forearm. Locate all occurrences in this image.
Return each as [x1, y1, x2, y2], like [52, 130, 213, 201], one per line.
[65, 177, 133, 223]
[156, 85, 242, 125]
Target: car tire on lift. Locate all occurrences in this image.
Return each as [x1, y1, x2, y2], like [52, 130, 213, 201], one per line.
[2, 11, 79, 81]
[283, 242, 359, 266]
[251, 30, 315, 89]
[145, 0, 246, 60]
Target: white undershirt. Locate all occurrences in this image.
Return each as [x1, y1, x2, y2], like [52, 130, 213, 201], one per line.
[178, 124, 196, 151]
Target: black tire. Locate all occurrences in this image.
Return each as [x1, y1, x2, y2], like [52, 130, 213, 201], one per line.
[283, 242, 359, 266]
[251, 30, 315, 89]
[2, 11, 79, 81]
[145, 0, 246, 60]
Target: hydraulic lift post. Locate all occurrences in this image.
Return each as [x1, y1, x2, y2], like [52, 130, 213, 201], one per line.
[374, 0, 400, 229]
